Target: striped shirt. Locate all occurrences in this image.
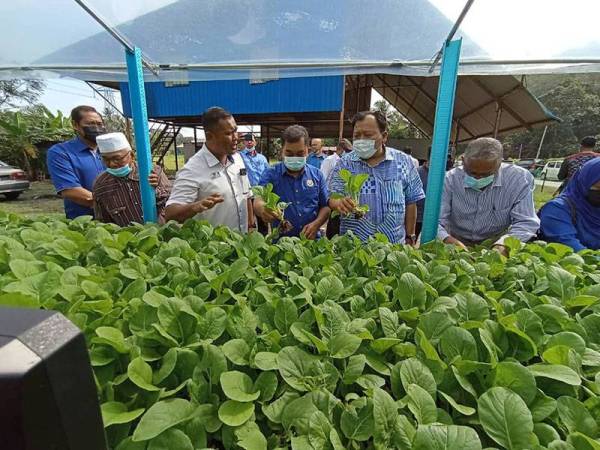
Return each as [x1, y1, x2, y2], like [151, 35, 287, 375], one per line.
[93, 164, 171, 226]
[329, 147, 425, 244]
[438, 163, 539, 245]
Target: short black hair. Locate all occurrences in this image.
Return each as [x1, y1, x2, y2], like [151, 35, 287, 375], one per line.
[244, 133, 254, 141]
[581, 136, 596, 149]
[70, 105, 100, 123]
[404, 146, 413, 155]
[203, 106, 233, 132]
[351, 110, 388, 133]
[282, 125, 309, 145]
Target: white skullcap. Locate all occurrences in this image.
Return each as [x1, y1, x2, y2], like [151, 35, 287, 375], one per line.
[96, 132, 131, 154]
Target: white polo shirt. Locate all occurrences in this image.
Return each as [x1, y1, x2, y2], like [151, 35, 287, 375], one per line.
[166, 145, 250, 233]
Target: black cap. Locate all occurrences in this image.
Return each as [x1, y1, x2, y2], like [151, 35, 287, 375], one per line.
[581, 136, 596, 148]
[244, 133, 254, 141]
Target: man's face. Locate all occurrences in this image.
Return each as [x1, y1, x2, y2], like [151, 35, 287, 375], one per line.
[73, 112, 104, 140]
[102, 149, 133, 169]
[463, 157, 500, 179]
[245, 139, 255, 149]
[310, 138, 323, 154]
[208, 117, 238, 155]
[353, 115, 387, 152]
[283, 139, 308, 158]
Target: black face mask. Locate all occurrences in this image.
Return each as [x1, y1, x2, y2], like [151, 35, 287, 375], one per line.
[587, 189, 600, 207]
[81, 125, 107, 143]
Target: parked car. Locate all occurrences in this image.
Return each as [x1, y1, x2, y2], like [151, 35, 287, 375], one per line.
[541, 159, 564, 181]
[0, 161, 30, 200]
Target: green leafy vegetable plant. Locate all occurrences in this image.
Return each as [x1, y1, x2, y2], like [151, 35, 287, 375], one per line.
[0, 211, 600, 450]
[252, 183, 293, 233]
[331, 169, 370, 218]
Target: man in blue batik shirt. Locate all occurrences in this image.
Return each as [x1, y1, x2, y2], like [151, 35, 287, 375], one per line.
[254, 125, 330, 239]
[329, 110, 425, 245]
[47, 105, 107, 219]
[239, 133, 270, 186]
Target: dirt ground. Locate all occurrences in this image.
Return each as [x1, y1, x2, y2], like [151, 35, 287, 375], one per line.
[0, 181, 64, 218]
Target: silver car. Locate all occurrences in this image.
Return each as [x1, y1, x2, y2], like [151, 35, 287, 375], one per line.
[0, 161, 30, 200]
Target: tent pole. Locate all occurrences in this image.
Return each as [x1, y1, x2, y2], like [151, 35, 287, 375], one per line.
[493, 103, 502, 138]
[125, 47, 157, 223]
[421, 39, 462, 244]
[536, 125, 548, 160]
[338, 76, 346, 140]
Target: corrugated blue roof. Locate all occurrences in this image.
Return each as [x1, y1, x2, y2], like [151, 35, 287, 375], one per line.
[120, 76, 343, 118]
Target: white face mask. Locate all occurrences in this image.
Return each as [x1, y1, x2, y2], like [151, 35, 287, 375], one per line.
[353, 139, 377, 160]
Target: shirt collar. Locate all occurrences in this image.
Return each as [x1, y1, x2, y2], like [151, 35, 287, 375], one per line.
[201, 144, 233, 168]
[74, 136, 95, 153]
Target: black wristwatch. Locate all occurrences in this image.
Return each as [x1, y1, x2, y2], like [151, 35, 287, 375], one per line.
[406, 234, 417, 244]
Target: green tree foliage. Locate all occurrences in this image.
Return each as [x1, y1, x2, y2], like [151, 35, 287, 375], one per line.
[373, 99, 423, 140]
[504, 78, 600, 158]
[0, 105, 73, 178]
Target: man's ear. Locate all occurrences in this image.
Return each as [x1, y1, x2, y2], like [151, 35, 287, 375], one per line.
[382, 131, 389, 145]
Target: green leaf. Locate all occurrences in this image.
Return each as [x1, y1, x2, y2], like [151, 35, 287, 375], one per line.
[557, 396, 598, 437]
[254, 371, 278, 402]
[220, 371, 260, 402]
[397, 272, 426, 310]
[253, 352, 278, 371]
[340, 399, 374, 441]
[128, 357, 160, 391]
[101, 402, 145, 427]
[399, 357, 437, 398]
[147, 429, 193, 450]
[277, 346, 318, 392]
[534, 423, 561, 446]
[343, 354, 366, 385]
[373, 387, 399, 447]
[235, 421, 267, 450]
[439, 391, 476, 416]
[412, 424, 482, 450]
[528, 363, 581, 386]
[132, 398, 194, 441]
[493, 361, 538, 405]
[329, 332, 362, 358]
[406, 384, 437, 424]
[222, 338, 251, 366]
[440, 326, 479, 361]
[153, 348, 177, 385]
[218, 400, 255, 427]
[478, 387, 534, 450]
[274, 298, 298, 333]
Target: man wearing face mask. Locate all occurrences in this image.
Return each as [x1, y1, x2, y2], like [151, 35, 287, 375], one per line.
[329, 111, 425, 245]
[47, 105, 107, 218]
[438, 137, 539, 254]
[92, 133, 171, 226]
[254, 125, 330, 239]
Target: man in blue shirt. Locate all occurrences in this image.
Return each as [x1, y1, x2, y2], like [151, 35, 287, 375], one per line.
[254, 125, 330, 239]
[329, 110, 425, 245]
[47, 105, 106, 219]
[239, 133, 270, 186]
[307, 138, 326, 169]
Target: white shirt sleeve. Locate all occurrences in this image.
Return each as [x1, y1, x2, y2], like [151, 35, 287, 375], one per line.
[165, 162, 201, 207]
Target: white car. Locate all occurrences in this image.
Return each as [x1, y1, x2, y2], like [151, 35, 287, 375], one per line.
[541, 160, 563, 181]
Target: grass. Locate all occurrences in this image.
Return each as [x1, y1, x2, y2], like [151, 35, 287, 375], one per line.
[534, 185, 555, 210]
[160, 153, 186, 175]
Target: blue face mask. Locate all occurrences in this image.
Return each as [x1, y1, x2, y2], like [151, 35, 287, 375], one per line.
[284, 156, 306, 172]
[106, 165, 132, 178]
[464, 174, 495, 191]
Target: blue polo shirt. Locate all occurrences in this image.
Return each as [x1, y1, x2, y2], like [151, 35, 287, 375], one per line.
[259, 163, 329, 238]
[240, 148, 270, 186]
[307, 153, 326, 170]
[47, 137, 105, 219]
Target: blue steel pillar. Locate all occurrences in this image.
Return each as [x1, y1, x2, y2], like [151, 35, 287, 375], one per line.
[125, 47, 157, 223]
[421, 39, 462, 243]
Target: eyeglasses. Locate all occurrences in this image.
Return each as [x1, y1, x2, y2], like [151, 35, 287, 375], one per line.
[102, 152, 131, 166]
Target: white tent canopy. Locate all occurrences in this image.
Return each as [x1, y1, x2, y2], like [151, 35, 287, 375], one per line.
[1, 0, 600, 81]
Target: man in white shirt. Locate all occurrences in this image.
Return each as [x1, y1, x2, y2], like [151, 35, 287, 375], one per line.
[165, 107, 252, 233]
[321, 138, 352, 182]
[403, 146, 420, 169]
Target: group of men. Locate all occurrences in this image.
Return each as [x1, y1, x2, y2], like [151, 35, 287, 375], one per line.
[47, 104, 543, 253]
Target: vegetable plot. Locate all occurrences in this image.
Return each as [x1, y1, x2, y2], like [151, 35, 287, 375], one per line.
[1, 212, 600, 450]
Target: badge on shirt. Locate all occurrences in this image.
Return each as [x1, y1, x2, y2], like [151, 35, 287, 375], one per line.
[306, 179, 315, 187]
[210, 171, 222, 179]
